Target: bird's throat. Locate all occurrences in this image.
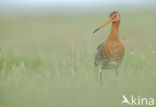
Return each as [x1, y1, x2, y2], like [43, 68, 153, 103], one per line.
[108, 21, 120, 40]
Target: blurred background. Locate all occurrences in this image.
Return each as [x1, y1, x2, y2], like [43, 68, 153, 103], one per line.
[0, 0, 156, 107]
[0, 0, 156, 16]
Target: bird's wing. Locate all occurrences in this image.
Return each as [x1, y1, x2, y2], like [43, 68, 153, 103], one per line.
[96, 42, 103, 50]
[94, 43, 103, 66]
[94, 42, 109, 66]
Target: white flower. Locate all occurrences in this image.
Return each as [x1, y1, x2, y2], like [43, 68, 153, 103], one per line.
[152, 50, 156, 54]
[129, 49, 136, 55]
[148, 45, 152, 48]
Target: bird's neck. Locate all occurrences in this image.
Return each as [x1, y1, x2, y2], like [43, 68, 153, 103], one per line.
[108, 21, 120, 41]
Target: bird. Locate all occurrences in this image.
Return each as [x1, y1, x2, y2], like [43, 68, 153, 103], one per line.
[93, 11, 124, 87]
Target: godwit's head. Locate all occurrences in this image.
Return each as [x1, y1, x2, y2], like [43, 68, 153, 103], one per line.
[93, 11, 120, 33]
[109, 11, 120, 22]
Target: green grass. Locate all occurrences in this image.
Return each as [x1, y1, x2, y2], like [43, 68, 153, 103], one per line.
[0, 10, 156, 107]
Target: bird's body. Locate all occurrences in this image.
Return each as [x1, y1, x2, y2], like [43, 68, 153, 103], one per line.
[93, 11, 124, 86]
[95, 21, 124, 70]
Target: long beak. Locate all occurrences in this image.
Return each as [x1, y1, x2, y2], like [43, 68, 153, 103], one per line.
[93, 18, 112, 33]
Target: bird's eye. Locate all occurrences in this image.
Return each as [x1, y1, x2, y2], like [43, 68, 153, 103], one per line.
[114, 15, 117, 17]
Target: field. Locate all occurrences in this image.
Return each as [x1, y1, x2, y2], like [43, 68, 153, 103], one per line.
[0, 10, 156, 107]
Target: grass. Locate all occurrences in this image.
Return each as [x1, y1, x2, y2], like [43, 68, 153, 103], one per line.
[0, 10, 156, 107]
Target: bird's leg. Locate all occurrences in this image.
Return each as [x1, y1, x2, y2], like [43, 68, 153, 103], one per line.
[115, 68, 118, 76]
[114, 68, 118, 84]
[99, 64, 102, 87]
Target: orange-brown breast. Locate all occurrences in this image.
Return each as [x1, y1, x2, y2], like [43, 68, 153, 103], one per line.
[95, 38, 124, 69]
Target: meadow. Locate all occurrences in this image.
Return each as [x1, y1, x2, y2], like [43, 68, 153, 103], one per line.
[0, 10, 156, 107]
